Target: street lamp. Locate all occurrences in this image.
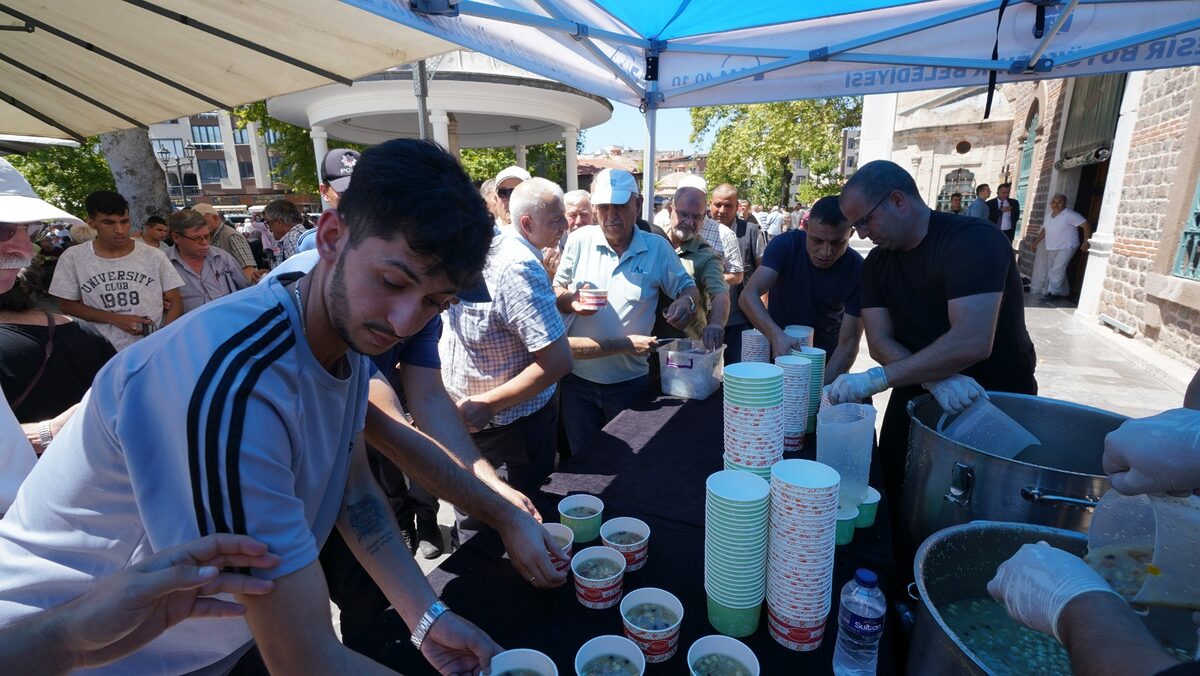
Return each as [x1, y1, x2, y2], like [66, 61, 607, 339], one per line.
[157, 142, 196, 208]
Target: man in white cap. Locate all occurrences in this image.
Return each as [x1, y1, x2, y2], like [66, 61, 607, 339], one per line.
[192, 202, 258, 284]
[553, 168, 701, 453]
[0, 159, 85, 513]
[494, 165, 531, 229]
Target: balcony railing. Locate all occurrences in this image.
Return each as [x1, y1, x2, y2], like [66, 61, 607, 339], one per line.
[1173, 210, 1200, 281]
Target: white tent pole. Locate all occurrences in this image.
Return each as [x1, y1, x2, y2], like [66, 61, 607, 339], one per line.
[456, 1, 649, 48]
[642, 100, 657, 223]
[1028, 0, 1080, 67]
[528, 0, 646, 97]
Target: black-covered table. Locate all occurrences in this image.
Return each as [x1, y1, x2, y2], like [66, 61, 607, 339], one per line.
[360, 390, 900, 674]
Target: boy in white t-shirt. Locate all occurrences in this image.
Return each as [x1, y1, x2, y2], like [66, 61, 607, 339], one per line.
[49, 191, 183, 350]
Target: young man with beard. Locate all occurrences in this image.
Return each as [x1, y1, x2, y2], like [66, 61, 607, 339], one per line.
[0, 140, 558, 675]
[739, 195, 863, 382]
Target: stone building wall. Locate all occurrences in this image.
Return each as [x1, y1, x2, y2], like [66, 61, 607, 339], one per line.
[1100, 66, 1200, 367]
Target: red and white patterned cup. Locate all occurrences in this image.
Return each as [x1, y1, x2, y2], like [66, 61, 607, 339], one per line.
[620, 587, 685, 663]
[571, 546, 626, 610]
[600, 517, 651, 572]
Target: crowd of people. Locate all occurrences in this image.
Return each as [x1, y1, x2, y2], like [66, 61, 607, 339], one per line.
[0, 139, 1195, 675]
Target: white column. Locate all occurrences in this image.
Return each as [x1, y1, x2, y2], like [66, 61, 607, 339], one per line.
[310, 125, 330, 208]
[515, 144, 527, 169]
[1077, 70, 1147, 318]
[217, 111, 242, 189]
[430, 109, 451, 150]
[642, 104, 657, 222]
[563, 126, 579, 191]
[247, 121, 272, 189]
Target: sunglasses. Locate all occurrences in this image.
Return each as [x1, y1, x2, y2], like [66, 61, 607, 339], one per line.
[497, 187, 515, 199]
[0, 222, 49, 243]
[673, 208, 705, 224]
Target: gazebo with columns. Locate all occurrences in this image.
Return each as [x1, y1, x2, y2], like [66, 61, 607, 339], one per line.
[267, 51, 612, 191]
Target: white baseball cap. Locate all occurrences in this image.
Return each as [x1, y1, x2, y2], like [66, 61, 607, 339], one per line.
[494, 165, 531, 186]
[0, 158, 83, 226]
[591, 169, 640, 206]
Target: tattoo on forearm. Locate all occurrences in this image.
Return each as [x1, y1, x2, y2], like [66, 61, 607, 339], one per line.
[346, 496, 397, 555]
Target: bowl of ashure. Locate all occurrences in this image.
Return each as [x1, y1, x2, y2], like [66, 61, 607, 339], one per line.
[490, 648, 559, 676]
[574, 635, 645, 675]
[908, 521, 1198, 676]
[686, 635, 760, 675]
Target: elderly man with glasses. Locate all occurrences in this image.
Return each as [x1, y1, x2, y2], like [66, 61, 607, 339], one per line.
[165, 209, 248, 314]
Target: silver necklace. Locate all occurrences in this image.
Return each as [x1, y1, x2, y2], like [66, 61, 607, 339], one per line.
[293, 281, 307, 337]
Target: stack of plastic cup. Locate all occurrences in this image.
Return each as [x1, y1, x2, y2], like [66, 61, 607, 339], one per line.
[783, 325, 814, 349]
[740, 328, 771, 363]
[766, 459, 841, 651]
[704, 470, 770, 637]
[773, 355, 812, 449]
[789, 346, 826, 431]
[723, 363, 785, 478]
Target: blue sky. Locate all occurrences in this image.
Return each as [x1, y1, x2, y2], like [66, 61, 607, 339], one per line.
[582, 103, 710, 154]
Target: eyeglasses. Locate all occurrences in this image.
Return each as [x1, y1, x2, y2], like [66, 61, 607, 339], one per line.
[497, 187, 515, 199]
[851, 193, 891, 233]
[175, 231, 213, 243]
[673, 208, 704, 224]
[0, 222, 48, 243]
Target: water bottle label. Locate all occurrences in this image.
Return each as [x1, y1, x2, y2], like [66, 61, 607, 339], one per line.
[839, 608, 883, 639]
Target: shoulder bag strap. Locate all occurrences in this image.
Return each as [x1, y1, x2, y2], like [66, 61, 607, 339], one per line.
[11, 311, 56, 411]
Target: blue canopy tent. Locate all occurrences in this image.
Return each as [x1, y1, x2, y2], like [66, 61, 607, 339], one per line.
[346, 0, 1200, 218]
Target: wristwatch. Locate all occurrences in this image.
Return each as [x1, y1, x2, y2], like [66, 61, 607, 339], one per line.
[37, 420, 53, 453]
[410, 600, 449, 650]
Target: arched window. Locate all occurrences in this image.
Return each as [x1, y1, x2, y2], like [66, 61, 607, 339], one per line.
[936, 168, 976, 212]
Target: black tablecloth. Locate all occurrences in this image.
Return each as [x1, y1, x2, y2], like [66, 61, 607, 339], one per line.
[360, 390, 900, 675]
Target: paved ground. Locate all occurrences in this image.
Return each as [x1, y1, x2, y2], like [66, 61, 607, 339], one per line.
[335, 290, 1194, 636]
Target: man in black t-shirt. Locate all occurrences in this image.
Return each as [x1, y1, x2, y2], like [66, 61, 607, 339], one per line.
[826, 160, 1037, 576]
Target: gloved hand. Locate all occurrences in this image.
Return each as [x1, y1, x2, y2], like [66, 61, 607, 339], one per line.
[823, 367, 889, 405]
[922, 374, 987, 414]
[1103, 408, 1200, 496]
[987, 541, 1122, 641]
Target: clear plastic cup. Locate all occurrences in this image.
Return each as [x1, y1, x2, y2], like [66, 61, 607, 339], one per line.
[816, 403, 876, 509]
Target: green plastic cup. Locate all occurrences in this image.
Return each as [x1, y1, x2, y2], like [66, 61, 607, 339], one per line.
[559, 494, 604, 543]
[855, 487, 881, 528]
[835, 507, 858, 546]
[706, 594, 762, 638]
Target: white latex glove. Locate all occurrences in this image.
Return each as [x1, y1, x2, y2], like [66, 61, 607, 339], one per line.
[987, 541, 1123, 641]
[922, 374, 987, 414]
[823, 367, 889, 405]
[1103, 408, 1200, 496]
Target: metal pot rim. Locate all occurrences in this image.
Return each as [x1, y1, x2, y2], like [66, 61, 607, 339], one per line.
[907, 392, 1125, 478]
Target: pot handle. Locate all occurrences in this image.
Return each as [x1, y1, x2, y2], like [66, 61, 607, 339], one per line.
[1020, 486, 1100, 512]
[943, 462, 974, 508]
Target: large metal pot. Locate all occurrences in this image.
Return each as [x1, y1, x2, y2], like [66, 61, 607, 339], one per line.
[909, 521, 1197, 674]
[903, 392, 1127, 547]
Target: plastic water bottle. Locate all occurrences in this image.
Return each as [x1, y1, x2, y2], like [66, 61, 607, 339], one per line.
[833, 568, 886, 675]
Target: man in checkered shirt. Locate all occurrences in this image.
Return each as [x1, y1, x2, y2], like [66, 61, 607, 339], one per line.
[439, 177, 573, 506]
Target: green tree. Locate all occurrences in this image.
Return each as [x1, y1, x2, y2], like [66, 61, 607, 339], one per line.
[691, 98, 861, 207]
[459, 132, 583, 186]
[233, 102, 366, 197]
[7, 140, 116, 218]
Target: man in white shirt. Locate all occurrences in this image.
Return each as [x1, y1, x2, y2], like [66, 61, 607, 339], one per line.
[1031, 193, 1091, 300]
[553, 169, 701, 453]
[49, 191, 184, 350]
[0, 159, 84, 513]
[441, 177, 572, 493]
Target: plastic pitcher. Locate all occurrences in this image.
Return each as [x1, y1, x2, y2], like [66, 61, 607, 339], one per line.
[816, 403, 876, 509]
[937, 397, 1041, 460]
[1087, 491, 1200, 610]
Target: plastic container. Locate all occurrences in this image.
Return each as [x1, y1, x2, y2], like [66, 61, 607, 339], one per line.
[575, 635, 645, 676]
[658, 339, 725, 400]
[816, 403, 876, 509]
[938, 397, 1041, 460]
[491, 648, 559, 676]
[1087, 491, 1200, 610]
[832, 569, 885, 675]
